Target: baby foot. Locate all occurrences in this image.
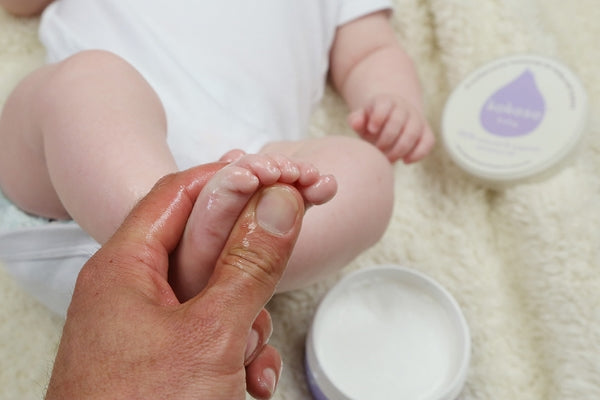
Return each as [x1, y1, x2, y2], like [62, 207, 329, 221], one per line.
[170, 153, 337, 301]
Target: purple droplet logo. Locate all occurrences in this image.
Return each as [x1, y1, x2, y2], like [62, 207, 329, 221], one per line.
[480, 69, 546, 137]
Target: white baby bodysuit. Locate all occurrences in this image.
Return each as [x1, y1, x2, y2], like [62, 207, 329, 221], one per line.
[39, 0, 392, 168]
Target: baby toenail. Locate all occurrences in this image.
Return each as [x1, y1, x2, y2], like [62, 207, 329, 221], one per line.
[256, 186, 299, 236]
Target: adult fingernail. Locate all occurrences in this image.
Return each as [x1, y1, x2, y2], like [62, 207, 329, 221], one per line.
[261, 368, 278, 396]
[256, 186, 299, 236]
[245, 329, 260, 361]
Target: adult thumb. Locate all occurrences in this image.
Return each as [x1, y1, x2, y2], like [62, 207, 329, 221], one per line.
[192, 183, 304, 329]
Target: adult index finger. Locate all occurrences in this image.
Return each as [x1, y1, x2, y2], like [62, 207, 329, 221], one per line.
[102, 163, 225, 278]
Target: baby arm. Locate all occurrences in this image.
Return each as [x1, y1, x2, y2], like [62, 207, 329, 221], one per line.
[329, 11, 435, 164]
[0, 0, 53, 16]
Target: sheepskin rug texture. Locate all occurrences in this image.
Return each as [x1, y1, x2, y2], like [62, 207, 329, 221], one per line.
[1, 1, 599, 399]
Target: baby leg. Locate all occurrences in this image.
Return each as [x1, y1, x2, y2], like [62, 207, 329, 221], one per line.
[261, 136, 395, 291]
[170, 153, 336, 301]
[0, 50, 177, 243]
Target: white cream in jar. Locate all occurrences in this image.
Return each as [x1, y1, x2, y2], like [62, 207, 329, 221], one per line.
[305, 266, 470, 400]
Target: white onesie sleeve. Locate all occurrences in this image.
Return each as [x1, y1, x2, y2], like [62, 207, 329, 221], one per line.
[338, 0, 393, 26]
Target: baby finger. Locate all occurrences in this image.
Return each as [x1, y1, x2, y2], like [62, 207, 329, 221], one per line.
[403, 125, 436, 164]
[367, 99, 393, 134]
[386, 114, 424, 162]
[375, 106, 408, 153]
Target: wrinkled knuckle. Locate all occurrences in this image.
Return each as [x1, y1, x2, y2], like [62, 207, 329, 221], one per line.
[221, 246, 279, 289]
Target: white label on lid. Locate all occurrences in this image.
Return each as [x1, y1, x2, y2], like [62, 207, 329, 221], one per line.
[443, 55, 587, 182]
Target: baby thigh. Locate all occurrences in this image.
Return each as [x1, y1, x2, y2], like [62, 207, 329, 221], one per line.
[261, 136, 395, 291]
[0, 50, 174, 242]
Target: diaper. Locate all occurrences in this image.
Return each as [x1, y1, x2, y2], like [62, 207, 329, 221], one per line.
[0, 220, 100, 317]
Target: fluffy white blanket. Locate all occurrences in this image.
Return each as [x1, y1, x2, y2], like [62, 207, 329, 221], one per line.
[1, 1, 599, 399]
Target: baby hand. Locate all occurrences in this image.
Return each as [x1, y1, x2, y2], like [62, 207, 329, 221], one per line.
[348, 95, 435, 163]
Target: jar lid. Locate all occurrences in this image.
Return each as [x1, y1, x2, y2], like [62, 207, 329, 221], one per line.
[305, 265, 470, 400]
[441, 54, 588, 187]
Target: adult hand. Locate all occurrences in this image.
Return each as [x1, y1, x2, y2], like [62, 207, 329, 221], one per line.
[45, 163, 306, 399]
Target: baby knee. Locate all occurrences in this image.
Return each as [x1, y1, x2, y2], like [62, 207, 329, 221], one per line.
[42, 50, 139, 95]
[327, 136, 395, 238]
[59, 49, 129, 74]
[335, 136, 394, 191]
[346, 137, 395, 223]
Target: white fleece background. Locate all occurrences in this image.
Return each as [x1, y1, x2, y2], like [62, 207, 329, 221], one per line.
[1, 1, 599, 399]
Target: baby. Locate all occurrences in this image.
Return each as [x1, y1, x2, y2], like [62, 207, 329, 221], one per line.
[0, 0, 434, 303]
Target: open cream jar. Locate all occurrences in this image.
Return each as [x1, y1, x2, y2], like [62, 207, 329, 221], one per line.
[305, 265, 470, 400]
[442, 54, 588, 187]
